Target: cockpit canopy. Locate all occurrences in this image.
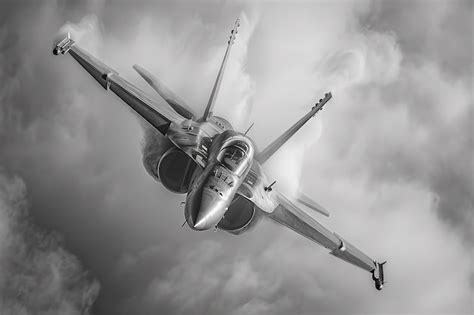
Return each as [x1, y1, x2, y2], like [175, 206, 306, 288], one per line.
[217, 139, 252, 176]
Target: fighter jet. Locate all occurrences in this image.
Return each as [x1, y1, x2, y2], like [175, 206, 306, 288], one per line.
[53, 19, 386, 290]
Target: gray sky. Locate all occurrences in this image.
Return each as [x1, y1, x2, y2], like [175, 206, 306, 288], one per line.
[0, 1, 472, 314]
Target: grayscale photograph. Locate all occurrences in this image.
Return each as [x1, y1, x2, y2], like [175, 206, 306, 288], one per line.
[0, 0, 472, 314]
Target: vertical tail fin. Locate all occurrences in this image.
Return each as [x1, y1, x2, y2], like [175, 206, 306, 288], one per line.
[200, 18, 240, 121]
[133, 64, 195, 119]
[256, 92, 332, 164]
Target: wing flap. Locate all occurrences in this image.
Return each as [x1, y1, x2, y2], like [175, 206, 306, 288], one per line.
[268, 192, 376, 272]
[330, 234, 376, 272]
[69, 45, 115, 89]
[133, 64, 196, 119]
[107, 73, 176, 133]
[268, 204, 339, 249]
[54, 36, 183, 134]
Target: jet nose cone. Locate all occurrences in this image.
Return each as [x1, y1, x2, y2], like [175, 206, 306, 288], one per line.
[193, 215, 208, 230]
[192, 189, 223, 230]
[186, 186, 226, 231]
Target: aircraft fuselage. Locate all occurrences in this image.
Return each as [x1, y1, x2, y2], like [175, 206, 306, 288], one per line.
[183, 129, 255, 230]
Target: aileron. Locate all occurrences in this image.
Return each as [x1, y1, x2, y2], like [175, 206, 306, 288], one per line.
[54, 34, 183, 135]
[269, 191, 377, 272]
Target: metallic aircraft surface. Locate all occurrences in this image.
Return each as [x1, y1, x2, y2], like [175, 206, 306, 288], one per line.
[53, 19, 386, 290]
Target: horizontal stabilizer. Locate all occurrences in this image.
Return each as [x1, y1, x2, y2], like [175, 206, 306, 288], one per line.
[133, 64, 195, 119]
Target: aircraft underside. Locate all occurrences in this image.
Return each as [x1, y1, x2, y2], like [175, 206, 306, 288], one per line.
[146, 135, 259, 234]
[52, 17, 386, 290]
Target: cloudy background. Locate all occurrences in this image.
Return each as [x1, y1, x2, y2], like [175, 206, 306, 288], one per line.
[0, 0, 472, 314]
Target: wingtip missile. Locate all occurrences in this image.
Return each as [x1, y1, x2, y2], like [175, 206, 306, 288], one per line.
[371, 261, 387, 290]
[53, 32, 75, 55]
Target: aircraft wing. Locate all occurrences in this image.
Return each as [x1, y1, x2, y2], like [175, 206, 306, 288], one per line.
[267, 191, 379, 273]
[53, 34, 184, 134]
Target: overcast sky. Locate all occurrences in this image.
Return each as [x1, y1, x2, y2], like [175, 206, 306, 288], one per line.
[0, 1, 472, 314]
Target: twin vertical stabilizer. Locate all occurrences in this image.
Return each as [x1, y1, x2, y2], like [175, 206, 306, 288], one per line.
[200, 18, 241, 121]
[256, 93, 332, 164]
[133, 19, 241, 122]
[133, 64, 195, 119]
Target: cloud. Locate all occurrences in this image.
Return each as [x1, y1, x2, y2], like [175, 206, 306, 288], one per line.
[131, 11, 259, 179]
[59, 14, 103, 55]
[0, 1, 472, 314]
[0, 172, 100, 314]
[59, 10, 259, 182]
[317, 29, 402, 88]
[257, 2, 402, 195]
[113, 180, 473, 314]
[367, 0, 473, 79]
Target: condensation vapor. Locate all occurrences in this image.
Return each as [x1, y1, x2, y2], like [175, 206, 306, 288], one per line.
[0, 172, 100, 314]
[138, 12, 258, 182]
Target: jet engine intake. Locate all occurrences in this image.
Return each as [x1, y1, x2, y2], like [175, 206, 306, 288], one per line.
[158, 147, 198, 193]
[217, 195, 258, 234]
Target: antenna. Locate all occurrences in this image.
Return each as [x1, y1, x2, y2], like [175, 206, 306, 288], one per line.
[244, 122, 254, 135]
[264, 180, 277, 192]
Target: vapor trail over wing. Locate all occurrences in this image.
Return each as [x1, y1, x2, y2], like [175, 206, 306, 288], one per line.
[256, 93, 332, 164]
[53, 35, 184, 135]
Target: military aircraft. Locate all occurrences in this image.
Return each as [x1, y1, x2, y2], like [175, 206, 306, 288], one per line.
[53, 19, 386, 290]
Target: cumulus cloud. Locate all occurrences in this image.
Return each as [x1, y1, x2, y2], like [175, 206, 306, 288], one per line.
[0, 1, 472, 314]
[0, 172, 100, 314]
[113, 182, 472, 315]
[259, 3, 403, 195]
[317, 30, 402, 88]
